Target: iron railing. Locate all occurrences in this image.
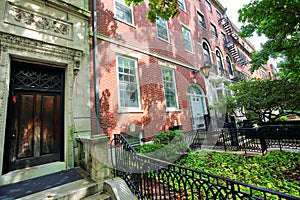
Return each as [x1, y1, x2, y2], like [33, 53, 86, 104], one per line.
[187, 126, 300, 155]
[111, 134, 299, 200]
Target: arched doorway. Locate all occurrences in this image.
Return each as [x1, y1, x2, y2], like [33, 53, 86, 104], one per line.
[188, 84, 207, 130]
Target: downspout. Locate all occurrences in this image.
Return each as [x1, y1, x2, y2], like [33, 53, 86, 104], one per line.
[92, 0, 101, 135]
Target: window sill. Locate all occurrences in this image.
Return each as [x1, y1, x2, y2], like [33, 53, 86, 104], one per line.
[166, 108, 181, 113]
[114, 17, 136, 29]
[185, 49, 194, 54]
[157, 37, 170, 43]
[117, 109, 144, 114]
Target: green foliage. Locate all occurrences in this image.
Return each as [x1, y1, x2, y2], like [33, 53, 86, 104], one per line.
[238, 0, 300, 77]
[134, 130, 190, 161]
[227, 78, 300, 124]
[178, 151, 300, 197]
[125, 0, 179, 22]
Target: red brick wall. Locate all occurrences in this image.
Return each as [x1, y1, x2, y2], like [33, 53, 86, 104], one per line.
[89, 0, 254, 139]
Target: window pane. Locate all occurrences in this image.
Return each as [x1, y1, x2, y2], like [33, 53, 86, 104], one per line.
[206, 0, 212, 12]
[117, 56, 139, 108]
[197, 12, 205, 28]
[115, 1, 133, 24]
[203, 43, 212, 63]
[216, 10, 221, 20]
[178, 0, 186, 10]
[156, 18, 169, 41]
[217, 51, 224, 70]
[226, 57, 233, 75]
[182, 27, 193, 52]
[162, 67, 178, 109]
[211, 24, 217, 37]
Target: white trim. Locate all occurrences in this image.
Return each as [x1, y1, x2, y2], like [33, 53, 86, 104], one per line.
[111, 46, 141, 59]
[158, 61, 176, 69]
[210, 23, 218, 38]
[116, 54, 141, 110]
[196, 10, 206, 29]
[205, 0, 212, 13]
[117, 109, 144, 113]
[114, 0, 135, 26]
[178, 0, 186, 11]
[161, 67, 180, 111]
[156, 17, 170, 43]
[181, 25, 193, 53]
[98, 33, 198, 71]
[166, 108, 181, 112]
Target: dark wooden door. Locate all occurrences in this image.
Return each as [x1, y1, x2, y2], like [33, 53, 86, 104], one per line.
[3, 61, 64, 173]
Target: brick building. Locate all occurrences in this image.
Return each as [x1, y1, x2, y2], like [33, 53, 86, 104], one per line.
[92, 0, 255, 141]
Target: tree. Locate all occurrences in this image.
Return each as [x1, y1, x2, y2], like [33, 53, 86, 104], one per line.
[126, 0, 179, 22]
[226, 78, 300, 124]
[238, 0, 300, 77]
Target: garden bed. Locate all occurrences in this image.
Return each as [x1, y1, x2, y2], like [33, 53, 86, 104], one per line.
[177, 150, 300, 197]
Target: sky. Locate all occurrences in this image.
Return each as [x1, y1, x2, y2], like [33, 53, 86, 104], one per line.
[218, 0, 267, 50]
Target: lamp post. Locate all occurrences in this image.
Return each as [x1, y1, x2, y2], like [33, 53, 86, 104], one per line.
[200, 63, 212, 131]
[200, 64, 211, 78]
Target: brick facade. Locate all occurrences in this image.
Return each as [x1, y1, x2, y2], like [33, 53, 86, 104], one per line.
[91, 0, 254, 140]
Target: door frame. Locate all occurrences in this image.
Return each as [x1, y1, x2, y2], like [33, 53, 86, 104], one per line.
[3, 61, 65, 173]
[0, 34, 83, 175]
[188, 84, 208, 130]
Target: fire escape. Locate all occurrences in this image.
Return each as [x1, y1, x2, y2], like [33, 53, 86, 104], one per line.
[219, 17, 248, 66]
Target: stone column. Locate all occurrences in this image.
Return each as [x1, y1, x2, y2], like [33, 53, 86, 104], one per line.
[79, 135, 111, 182]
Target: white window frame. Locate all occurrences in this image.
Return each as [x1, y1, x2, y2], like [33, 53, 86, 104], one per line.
[178, 0, 186, 11]
[197, 11, 206, 28]
[221, 32, 227, 44]
[156, 17, 169, 42]
[216, 50, 224, 72]
[226, 56, 234, 78]
[161, 63, 179, 111]
[182, 25, 193, 52]
[202, 41, 212, 64]
[205, 0, 212, 12]
[211, 23, 218, 37]
[216, 10, 222, 21]
[114, 0, 134, 25]
[117, 55, 141, 112]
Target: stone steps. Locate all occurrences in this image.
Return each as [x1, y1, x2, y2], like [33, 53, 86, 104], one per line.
[82, 191, 111, 200]
[17, 178, 104, 200]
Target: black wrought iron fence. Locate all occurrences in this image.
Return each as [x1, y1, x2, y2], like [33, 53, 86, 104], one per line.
[111, 134, 299, 200]
[188, 126, 300, 155]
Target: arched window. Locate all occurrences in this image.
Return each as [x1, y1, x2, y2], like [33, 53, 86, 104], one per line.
[226, 56, 234, 76]
[202, 42, 212, 64]
[216, 50, 224, 72]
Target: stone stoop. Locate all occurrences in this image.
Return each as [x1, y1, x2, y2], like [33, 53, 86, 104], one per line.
[16, 178, 105, 200]
[82, 191, 111, 200]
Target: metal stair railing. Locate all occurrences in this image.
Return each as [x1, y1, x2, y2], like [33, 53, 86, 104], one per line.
[110, 134, 299, 200]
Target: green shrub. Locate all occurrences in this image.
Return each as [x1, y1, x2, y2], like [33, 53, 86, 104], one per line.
[135, 130, 190, 162]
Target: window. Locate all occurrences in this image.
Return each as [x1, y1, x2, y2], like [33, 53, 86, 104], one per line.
[211, 23, 217, 37]
[216, 51, 224, 72]
[202, 42, 212, 64]
[115, 0, 134, 25]
[156, 17, 169, 41]
[221, 32, 227, 44]
[117, 55, 140, 109]
[197, 11, 206, 28]
[162, 67, 178, 109]
[216, 10, 222, 21]
[182, 26, 193, 52]
[205, 0, 212, 12]
[178, 0, 186, 11]
[226, 56, 234, 76]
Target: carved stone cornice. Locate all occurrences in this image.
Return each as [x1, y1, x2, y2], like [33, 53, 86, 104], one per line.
[0, 32, 82, 65]
[5, 2, 73, 40]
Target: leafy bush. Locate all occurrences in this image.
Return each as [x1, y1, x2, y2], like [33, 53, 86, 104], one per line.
[178, 151, 300, 197]
[134, 130, 190, 162]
